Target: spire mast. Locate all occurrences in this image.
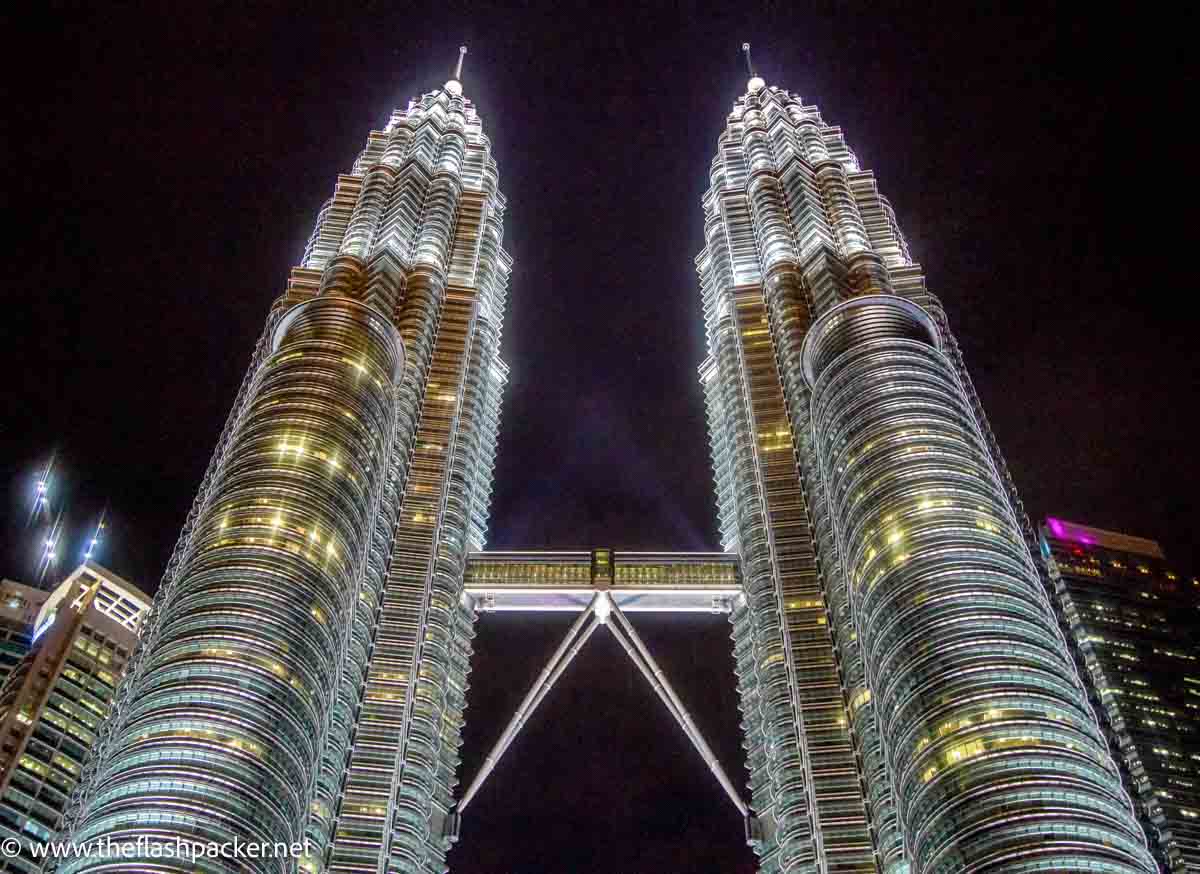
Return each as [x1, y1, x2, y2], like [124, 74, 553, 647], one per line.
[445, 45, 468, 96]
[742, 41, 765, 92]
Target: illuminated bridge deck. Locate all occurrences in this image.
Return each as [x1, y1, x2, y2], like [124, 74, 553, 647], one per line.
[464, 549, 742, 612]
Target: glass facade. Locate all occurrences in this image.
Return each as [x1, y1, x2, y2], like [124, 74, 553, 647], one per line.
[0, 563, 149, 873]
[698, 76, 1158, 872]
[1042, 519, 1200, 872]
[0, 583, 47, 692]
[464, 551, 740, 590]
[41, 57, 1175, 874]
[66, 297, 403, 873]
[60, 74, 510, 874]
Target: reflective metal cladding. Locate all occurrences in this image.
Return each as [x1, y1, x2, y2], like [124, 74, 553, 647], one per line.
[699, 74, 1158, 872]
[61, 71, 510, 874]
[56, 54, 1163, 874]
[68, 296, 404, 869]
[805, 297, 1149, 871]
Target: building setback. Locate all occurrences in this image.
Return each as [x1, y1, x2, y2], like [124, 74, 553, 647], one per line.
[1041, 518, 1200, 872]
[0, 562, 149, 872]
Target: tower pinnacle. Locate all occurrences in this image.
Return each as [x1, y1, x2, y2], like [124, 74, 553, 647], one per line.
[446, 45, 467, 96]
[741, 42, 765, 93]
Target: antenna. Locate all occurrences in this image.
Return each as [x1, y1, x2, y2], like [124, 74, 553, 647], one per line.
[445, 45, 468, 97]
[742, 42, 766, 93]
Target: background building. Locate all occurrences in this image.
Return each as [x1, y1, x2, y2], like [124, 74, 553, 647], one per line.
[0, 584, 49, 691]
[0, 562, 149, 872]
[1042, 518, 1200, 872]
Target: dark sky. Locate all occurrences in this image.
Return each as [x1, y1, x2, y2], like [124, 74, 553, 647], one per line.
[3, 2, 1197, 870]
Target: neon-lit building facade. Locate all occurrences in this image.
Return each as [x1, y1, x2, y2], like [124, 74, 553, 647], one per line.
[51, 53, 1166, 874]
[1041, 518, 1200, 872]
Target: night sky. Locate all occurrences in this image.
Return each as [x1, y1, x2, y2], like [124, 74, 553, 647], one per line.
[4, 3, 1197, 871]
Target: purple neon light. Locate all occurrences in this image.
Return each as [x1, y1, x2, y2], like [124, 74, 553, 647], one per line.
[1047, 517, 1095, 547]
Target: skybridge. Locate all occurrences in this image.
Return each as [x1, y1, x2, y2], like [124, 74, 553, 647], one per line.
[463, 548, 742, 613]
[450, 548, 756, 845]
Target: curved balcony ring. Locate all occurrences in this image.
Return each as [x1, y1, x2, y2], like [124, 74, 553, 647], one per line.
[272, 295, 406, 386]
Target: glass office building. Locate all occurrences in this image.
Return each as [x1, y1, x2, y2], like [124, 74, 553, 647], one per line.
[1041, 518, 1200, 872]
[697, 71, 1157, 872]
[0, 584, 48, 692]
[60, 63, 510, 874]
[0, 562, 149, 872]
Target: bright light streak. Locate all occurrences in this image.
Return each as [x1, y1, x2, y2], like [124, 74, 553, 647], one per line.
[30, 454, 56, 522]
[594, 592, 612, 624]
[84, 508, 108, 562]
[37, 508, 67, 583]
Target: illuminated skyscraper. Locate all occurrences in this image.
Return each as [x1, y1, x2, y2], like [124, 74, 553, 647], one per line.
[697, 53, 1158, 872]
[1041, 518, 1200, 872]
[0, 583, 48, 691]
[62, 51, 510, 874]
[54, 47, 1165, 874]
[0, 562, 149, 873]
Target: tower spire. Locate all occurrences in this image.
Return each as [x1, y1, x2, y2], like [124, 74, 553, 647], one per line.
[446, 45, 467, 96]
[742, 42, 766, 93]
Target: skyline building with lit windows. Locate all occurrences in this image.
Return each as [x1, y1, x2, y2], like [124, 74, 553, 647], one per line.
[0, 584, 48, 692]
[0, 562, 149, 873]
[694, 52, 1159, 872]
[53, 48, 1163, 874]
[59, 50, 511, 874]
[1041, 518, 1200, 872]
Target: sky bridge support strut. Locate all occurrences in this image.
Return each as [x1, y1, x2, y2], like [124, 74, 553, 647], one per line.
[452, 592, 750, 831]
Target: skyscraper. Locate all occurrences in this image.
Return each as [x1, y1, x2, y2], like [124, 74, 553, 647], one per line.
[54, 50, 1164, 874]
[697, 59, 1158, 872]
[0, 562, 149, 872]
[1040, 518, 1200, 872]
[61, 53, 510, 874]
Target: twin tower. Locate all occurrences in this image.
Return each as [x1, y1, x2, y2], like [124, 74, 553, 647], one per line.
[56, 57, 1158, 874]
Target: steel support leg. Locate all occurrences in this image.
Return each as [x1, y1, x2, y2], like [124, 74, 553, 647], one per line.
[458, 597, 599, 812]
[605, 598, 748, 817]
